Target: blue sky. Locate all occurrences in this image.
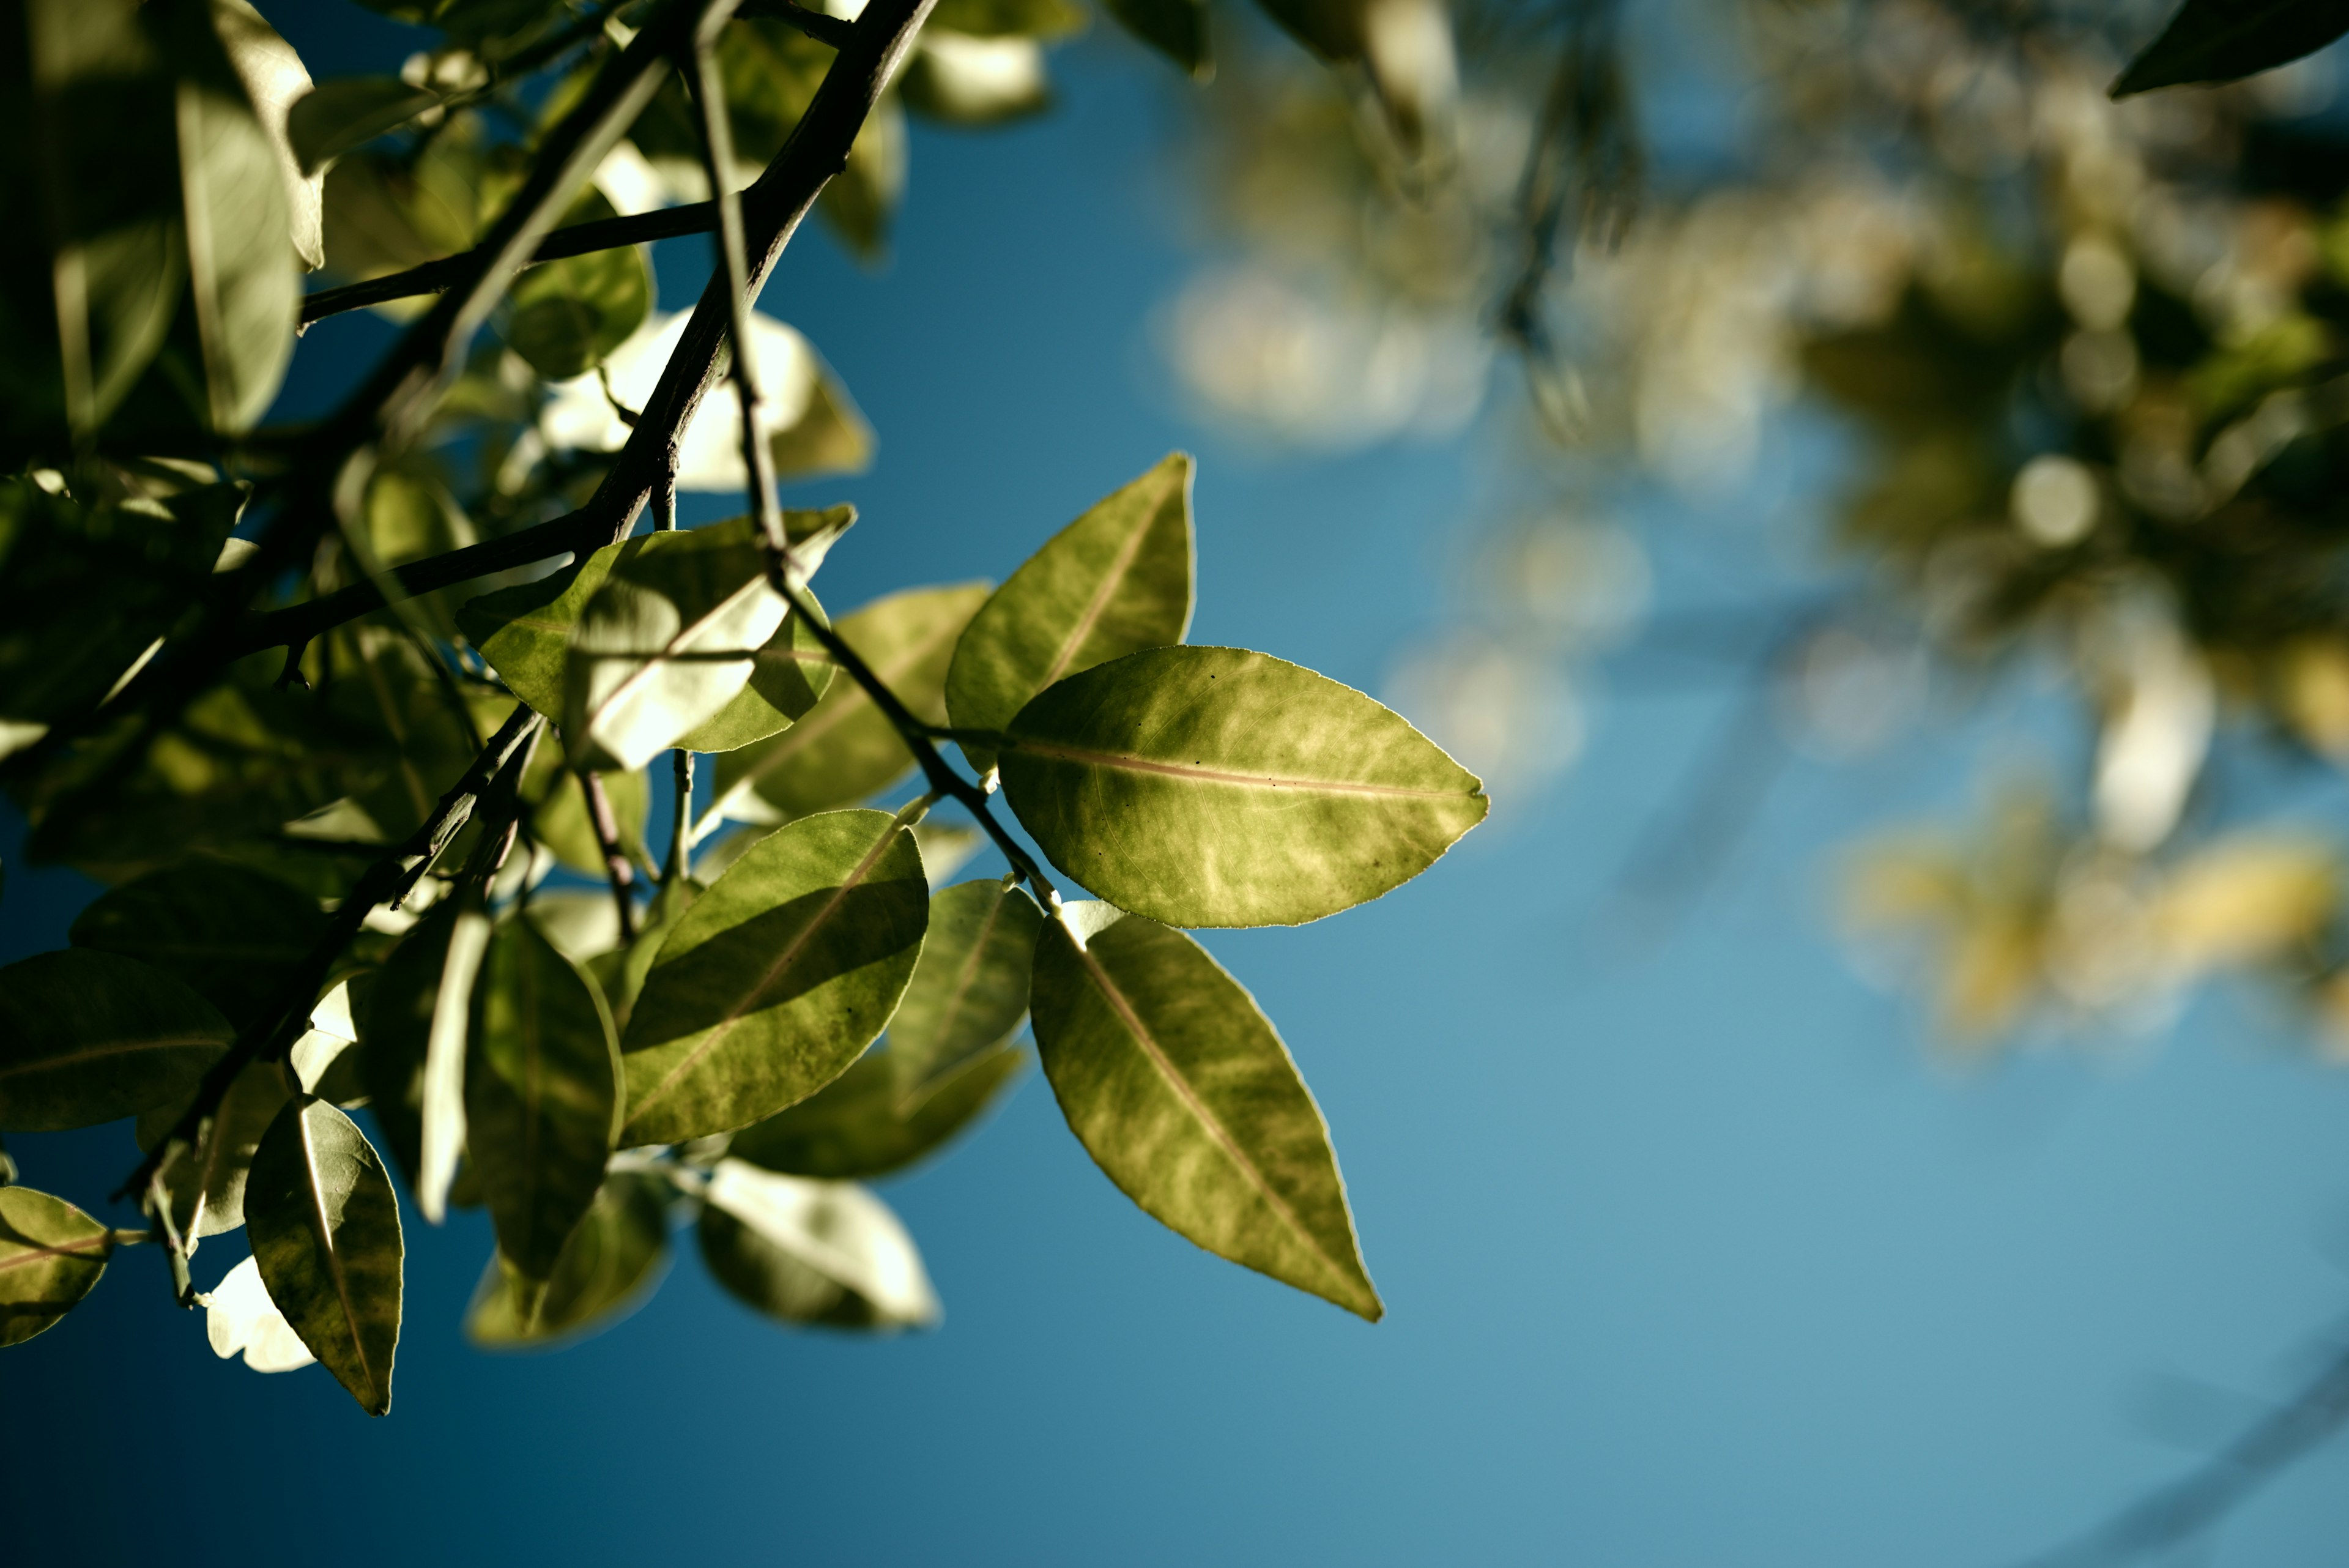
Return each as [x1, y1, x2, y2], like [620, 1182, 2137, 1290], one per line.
[7, 9, 2349, 1565]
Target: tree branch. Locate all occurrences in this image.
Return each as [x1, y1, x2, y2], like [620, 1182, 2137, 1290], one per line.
[576, 768, 640, 941]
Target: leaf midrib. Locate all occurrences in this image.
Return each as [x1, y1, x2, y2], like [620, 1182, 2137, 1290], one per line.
[0, 1231, 111, 1271]
[295, 1105, 379, 1406]
[0, 1033, 226, 1081]
[1009, 740, 1472, 800]
[584, 575, 774, 739]
[1032, 502, 1162, 696]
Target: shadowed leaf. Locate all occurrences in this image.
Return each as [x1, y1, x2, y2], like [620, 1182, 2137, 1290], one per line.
[136, 1060, 289, 1238]
[0, 1187, 114, 1348]
[0, 949, 232, 1131]
[887, 879, 1041, 1102]
[699, 1159, 939, 1329]
[466, 1172, 672, 1349]
[246, 1096, 404, 1414]
[70, 860, 326, 1031]
[727, 1043, 1024, 1180]
[2113, 0, 2349, 95]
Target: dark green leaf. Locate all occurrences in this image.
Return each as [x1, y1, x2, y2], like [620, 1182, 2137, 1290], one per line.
[466, 920, 621, 1290]
[1030, 904, 1380, 1320]
[70, 861, 326, 1031]
[699, 1158, 939, 1329]
[818, 92, 904, 261]
[2113, 0, 2349, 95]
[357, 901, 470, 1199]
[1104, 0, 1211, 78]
[620, 809, 929, 1145]
[888, 879, 1041, 1101]
[727, 1042, 1024, 1179]
[466, 1172, 672, 1348]
[136, 1060, 289, 1238]
[505, 189, 652, 380]
[287, 76, 442, 174]
[246, 1096, 404, 1414]
[0, 949, 232, 1131]
[714, 583, 989, 822]
[1001, 646, 1488, 927]
[0, 1187, 114, 1347]
[588, 875, 696, 1035]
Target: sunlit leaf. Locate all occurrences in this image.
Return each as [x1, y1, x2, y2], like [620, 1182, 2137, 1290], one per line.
[136, 1060, 289, 1238]
[2112, 0, 2349, 95]
[699, 1159, 940, 1329]
[0, 949, 232, 1132]
[205, 1254, 316, 1371]
[246, 1096, 404, 1414]
[1000, 646, 1487, 927]
[904, 34, 1053, 125]
[0, 1187, 114, 1348]
[620, 809, 929, 1145]
[70, 860, 325, 1031]
[887, 879, 1041, 1101]
[1030, 903, 1380, 1319]
[726, 1042, 1024, 1179]
[672, 585, 836, 754]
[466, 1172, 672, 1349]
[947, 452, 1193, 773]
[209, 0, 324, 269]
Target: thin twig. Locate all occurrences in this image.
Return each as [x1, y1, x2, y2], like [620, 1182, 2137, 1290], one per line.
[577, 768, 640, 940]
[737, 0, 858, 48]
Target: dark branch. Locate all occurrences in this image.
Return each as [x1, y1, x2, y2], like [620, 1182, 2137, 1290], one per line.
[737, 0, 858, 49]
[576, 768, 640, 941]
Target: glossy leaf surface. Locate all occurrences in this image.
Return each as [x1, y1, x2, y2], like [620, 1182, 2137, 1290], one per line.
[246, 1097, 404, 1414]
[0, 1187, 113, 1347]
[620, 810, 928, 1144]
[946, 452, 1192, 772]
[0, 949, 232, 1131]
[1001, 646, 1487, 927]
[1030, 904, 1381, 1320]
[70, 861, 325, 1030]
[699, 1159, 939, 1329]
[466, 1172, 670, 1350]
[887, 879, 1042, 1102]
[727, 1044, 1024, 1180]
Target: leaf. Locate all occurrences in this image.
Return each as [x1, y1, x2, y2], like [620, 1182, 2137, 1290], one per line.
[245, 1096, 404, 1414]
[818, 91, 905, 262]
[466, 1172, 671, 1350]
[563, 523, 788, 772]
[461, 512, 842, 723]
[930, 0, 1089, 35]
[620, 809, 929, 1145]
[698, 1159, 939, 1329]
[520, 755, 650, 877]
[206, 1254, 316, 1371]
[208, 0, 325, 269]
[70, 861, 327, 1031]
[1030, 904, 1379, 1319]
[715, 584, 989, 822]
[1104, 0, 1211, 77]
[1000, 646, 1488, 927]
[767, 365, 875, 481]
[0, 1187, 114, 1347]
[0, 949, 232, 1132]
[136, 1060, 289, 1238]
[888, 879, 1042, 1101]
[726, 1042, 1024, 1180]
[2113, 0, 2349, 95]
[465, 920, 621, 1291]
[947, 452, 1193, 773]
[357, 901, 458, 1196]
[417, 896, 492, 1225]
[286, 76, 442, 174]
[903, 34, 1053, 126]
[589, 875, 696, 1035]
[671, 584, 836, 754]
[505, 188, 653, 381]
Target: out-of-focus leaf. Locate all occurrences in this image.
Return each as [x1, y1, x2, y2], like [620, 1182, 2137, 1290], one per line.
[2112, 0, 2349, 95]
[209, 0, 325, 269]
[505, 188, 652, 380]
[887, 879, 1041, 1101]
[287, 76, 442, 174]
[818, 91, 905, 261]
[362, 463, 471, 570]
[904, 34, 1053, 125]
[947, 452, 1192, 772]
[466, 1172, 671, 1348]
[726, 1042, 1023, 1179]
[136, 1060, 289, 1238]
[698, 1159, 939, 1329]
[620, 809, 928, 1145]
[930, 0, 1088, 35]
[1030, 903, 1380, 1319]
[520, 754, 650, 877]
[0, 1187, 114, 1347]
[70, 861, 325, 1031]
[205, 1254, 316, 1371]
[766, 365, 876, 481]
[716, 584, 989, 822]
[245, 1096, 404, 1414]
[0, 949, 232, 1131]
[1104, 0, 1209, 77]
[529, 891, 627, 968]
[466, 920, 620, 1294]
[416, 896, 491, 1225]
[589, 875, 696, 1035]
[1000, 646, 1487, 927]
[358, 901, 457, 1195]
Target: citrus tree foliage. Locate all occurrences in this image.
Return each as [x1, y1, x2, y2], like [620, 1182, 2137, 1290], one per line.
[0, 0, 1489, 1413]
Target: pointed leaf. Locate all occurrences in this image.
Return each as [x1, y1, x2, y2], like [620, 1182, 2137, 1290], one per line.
[417, 896, 490, 1225]
[716, 584, 989, 821]
[0, 949, 232, 1131]
[2113, 0, 2349, 95]
[620, 809, 929, 1144]
[947, 453, 1193, 773]
[466, 920, 621, 1285]
[1104, 0, 1210, 76]
[1030, 904, 1381, 1320]
[1001, 646, 1488, 927]
[672, 586, 836, 753]
[0, 1187, 114, 1347]
[209, 0, 325, 269]
[699, 1159, 938, 1329]
[246, 1096, 404, 1414]
[466, 1172, 671, 1350]
[727, 1043, 1025, 1179]
[888, 879, 1042, 1101]
[136, 1060, 290, 1238]
[71, 861, 327, 1031]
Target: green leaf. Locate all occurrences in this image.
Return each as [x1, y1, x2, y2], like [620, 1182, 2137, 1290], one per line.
[136, 1060, 289, 1238]
[563, 522, 787, 772]
[466, 1172, 672, 1349]
[726, 1042, 1024, 1179]
[715, 583, 989, 822]
[2113, 0, 2349, 95]
[930, 0, 1088, 36]
[520, 755, 650, 878]
[904, 34, 1053, 126]
[1104, 0, 1210, 77]
[818, 91, 905, 262]
[888, 879, 1042, 1102]
[671, 585, 837, 754]
[246, 1096, 404, 1414]
[947, 453, 1193, 773]
[768, 366, 875, 481]
[505, 188, 652, 380]
[461, 512, 844, 724]
[1000, 646, 1488, 927]
[0, 949, 232, 1132]
[70, 861, 326, 1031]
[417, 896, 491, 1226]
[620, 809, 929, 1145]
[589, 874, 697, 1035]
[466, 919, 621, 1291]
[0, 1187, 114, 1347]
[209, 0, 325, 269]
[286, 76, 442, 174]
[698, 1159, 939, 1329]
[357, 901, 473, 1199]
[1030, 904, 1380, 1319]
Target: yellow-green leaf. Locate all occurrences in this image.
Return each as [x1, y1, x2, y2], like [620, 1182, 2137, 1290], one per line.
[0, 1187, 115, 1348]
[246, 1096, 404, 1414]
[726, 1042, 1024, 1179]
[671, 585, 836, 754]
[888, 879, 1041, 1102]
[136, 1060, 289, 1238]
[466, 1172, 672, 1349]
[699, 1159, 939, 1329]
